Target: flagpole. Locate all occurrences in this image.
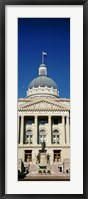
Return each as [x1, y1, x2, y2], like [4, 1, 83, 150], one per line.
[42, 52, 44, 64]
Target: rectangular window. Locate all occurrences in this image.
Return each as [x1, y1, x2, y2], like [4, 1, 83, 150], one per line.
[26, 135, 33, 144]
[39, 117, 48, 124]
[39, 119, 46, 124]
[52, 116, 62, 124]
[58, 116, 62, 123]
[53, 150, 61, 162]
[25, 150, 32, 162]
[27, 119, 34, 124]
[53, 135, 59, 144]
[39, 135, 46, 144]
[25, 117, 34, 125]
[53, 119, 58, 124]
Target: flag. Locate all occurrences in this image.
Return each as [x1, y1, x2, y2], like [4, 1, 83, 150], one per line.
[42, 51, 47, 56]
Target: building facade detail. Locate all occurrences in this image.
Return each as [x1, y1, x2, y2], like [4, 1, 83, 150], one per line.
[18, 59, 70, 177]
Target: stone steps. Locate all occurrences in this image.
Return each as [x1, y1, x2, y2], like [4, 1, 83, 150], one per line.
[30, 164, 38, 172]
[26, 163, 65, 176]
[50, 164, 59, 174]
[27, 164, 39, 176]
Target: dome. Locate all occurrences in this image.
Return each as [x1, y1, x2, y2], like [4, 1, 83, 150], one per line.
[28, 75, 58, 90]
[39, 63, 46, 67]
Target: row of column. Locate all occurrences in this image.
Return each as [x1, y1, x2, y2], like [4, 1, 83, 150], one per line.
[18, 115, 70, 145]
[62, 116, 70, 144]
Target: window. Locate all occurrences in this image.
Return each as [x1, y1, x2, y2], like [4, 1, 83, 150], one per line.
[39, 129, 46, 144]
[39, 117, 48, 124]
[39, 119, 46, 124]
[39, 135, 46, 144]
[53, 150, 61, 162]
[25, 117, 34, 125]
[53, 116, 62, 124]
[53, 118, 58, 124]
[25, 150, 32, 162]
[27, 119, 34, 124]
[53, 130, 60, 144]
[58, 116, 62, 123]
[25, 130, 33, 144]
[40, 129, 45, 134]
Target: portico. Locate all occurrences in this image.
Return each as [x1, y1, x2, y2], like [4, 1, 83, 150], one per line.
[18, 113, 70, 146]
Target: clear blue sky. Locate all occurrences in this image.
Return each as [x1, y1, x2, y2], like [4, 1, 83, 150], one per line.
[18, 18, 70, 99]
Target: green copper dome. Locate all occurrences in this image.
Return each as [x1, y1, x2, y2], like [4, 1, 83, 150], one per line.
[28, 75, 58, 90]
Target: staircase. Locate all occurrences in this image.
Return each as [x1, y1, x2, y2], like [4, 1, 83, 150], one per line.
[27, 164, 39, 176]
[50, 164, 59, 175]
[26, 163, 64, 176]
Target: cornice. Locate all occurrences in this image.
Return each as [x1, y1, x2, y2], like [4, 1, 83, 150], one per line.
[18, 145, 70, 149]
[18, 109, 69, 112]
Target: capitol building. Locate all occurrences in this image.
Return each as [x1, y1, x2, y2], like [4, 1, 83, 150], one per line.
[18, 54, 70, 178]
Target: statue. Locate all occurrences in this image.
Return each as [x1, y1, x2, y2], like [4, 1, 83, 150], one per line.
[36, 153, 40, 164]
[47, 153, 50, 164]
[41, 141, 46, 151]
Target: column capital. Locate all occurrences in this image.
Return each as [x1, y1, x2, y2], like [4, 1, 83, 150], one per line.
[48, 115, 52, 118]
[35, 115, 38, 118]
[62, 116, 65, 121]
[21, 115, 24, 118]
[62, 115, 65, 118]
[66, 116, 69, 124]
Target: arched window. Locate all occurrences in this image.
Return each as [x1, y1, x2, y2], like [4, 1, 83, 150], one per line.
[39, 129, 46, 144]
[39, 129, 46, 135]
[53, 130, 60, 144]
[26, 130, 33, 144]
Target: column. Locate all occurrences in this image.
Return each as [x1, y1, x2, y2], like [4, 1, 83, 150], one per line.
[69, 116, 70, 143]
[18, 116, 19, 143]
[62, 116, 65, 144]
[48, 115, 52, 145]
[34, 115, 38, 145]
[66, 116, 69, 144]
[20, 116, 24, 145]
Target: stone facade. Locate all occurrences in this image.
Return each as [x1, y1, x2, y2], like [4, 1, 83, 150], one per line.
[18, 61, 70, 177]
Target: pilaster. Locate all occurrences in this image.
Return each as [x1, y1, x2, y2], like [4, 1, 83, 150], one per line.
[20, 116, 24, 145]
[66, 116, 69, 144]
[34, 115, 38, 145]
[62, 116, 65, 144]
[48, 115, 52, 146]
[18, 116, 19, 143]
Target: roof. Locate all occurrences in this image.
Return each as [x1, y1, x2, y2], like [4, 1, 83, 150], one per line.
[28, 75, 58, 90]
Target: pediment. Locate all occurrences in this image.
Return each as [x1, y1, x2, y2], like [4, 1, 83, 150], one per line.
[18, 98, 69, 112]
